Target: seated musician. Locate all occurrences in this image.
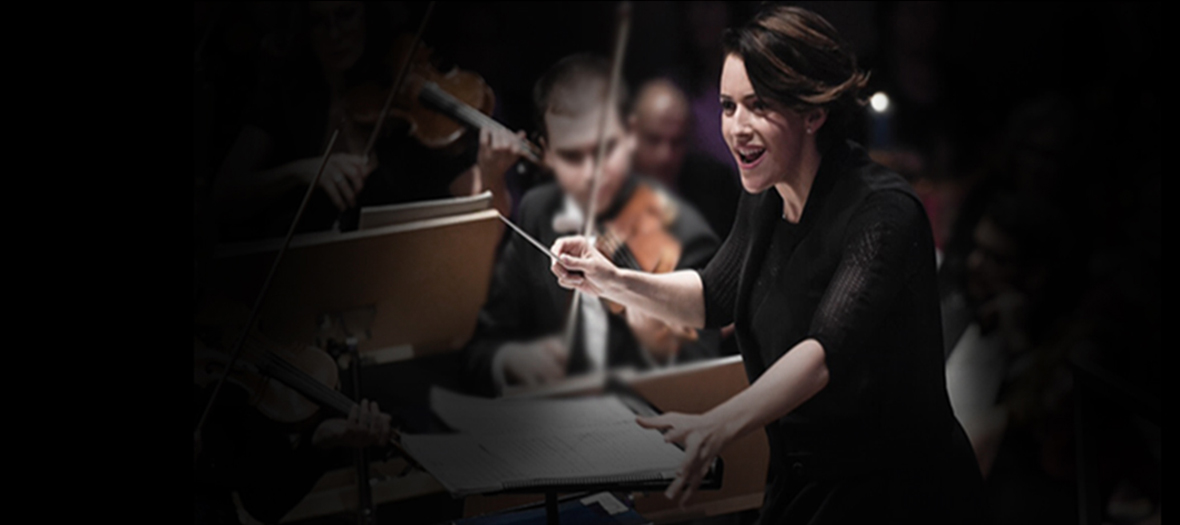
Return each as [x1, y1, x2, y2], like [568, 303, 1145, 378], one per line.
[629, 78, 741, 239]
[462, 54, 722, 396]
[194, 384, 393, 525]
[212, 1, 523, 242]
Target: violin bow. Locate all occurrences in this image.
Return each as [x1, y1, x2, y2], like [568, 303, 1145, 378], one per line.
[194, 130, 341, 445]
[361, 1, 436, 159]
[562, 1, 633, 355]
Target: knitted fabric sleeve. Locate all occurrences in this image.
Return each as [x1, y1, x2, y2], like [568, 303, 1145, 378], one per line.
[807, 190, 929, 361]
[698, 193, 756, 328]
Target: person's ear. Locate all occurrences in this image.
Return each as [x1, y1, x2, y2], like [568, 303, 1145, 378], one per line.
[536, 134, 553, 168]
[805, 107, 829, 136]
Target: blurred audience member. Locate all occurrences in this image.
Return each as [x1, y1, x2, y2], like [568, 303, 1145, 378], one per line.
[629, 78, 740, 238]
[943, 193, 1067, 473]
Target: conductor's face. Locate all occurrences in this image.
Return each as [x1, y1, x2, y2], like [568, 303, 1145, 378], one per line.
[544, 106, 635, 216]
[720, 54, 811, 194]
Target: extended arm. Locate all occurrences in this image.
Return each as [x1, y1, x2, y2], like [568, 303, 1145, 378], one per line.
[551, 237, 707, 329]
[637, 338, 829, 506]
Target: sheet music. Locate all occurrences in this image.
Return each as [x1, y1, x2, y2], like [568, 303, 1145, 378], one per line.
[479, 420, 683, 480]
[430, 387, 643, 436]
[399, 434, 522, 495]
[358, 190, 492, 229]
[402, 387, 685, 495]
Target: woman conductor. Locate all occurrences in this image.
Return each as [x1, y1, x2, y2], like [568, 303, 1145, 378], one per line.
[550, 5, 985, 523]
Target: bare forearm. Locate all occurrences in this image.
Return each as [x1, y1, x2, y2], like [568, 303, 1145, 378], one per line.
[707, 339, 829, 441]
[552, 238, 705, 328]
[608, 268, 706, 329]
[633, 339, 829, 506]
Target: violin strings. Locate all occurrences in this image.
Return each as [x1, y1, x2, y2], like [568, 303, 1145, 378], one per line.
[615, 245, 641, 271]
[266, 353, 355, 415]
[243, 336, 323, 396]
[257, 348, 353, 413]
[217, 336, 410, 451]
[241, 335, 357, 416]
[599, 230, 642, 271]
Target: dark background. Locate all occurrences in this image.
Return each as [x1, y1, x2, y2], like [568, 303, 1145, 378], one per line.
[193, 2, 1160, 524]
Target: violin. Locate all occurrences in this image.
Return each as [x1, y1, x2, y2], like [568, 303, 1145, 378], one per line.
[597, 183, 681, 306]
[194, 327, 341, 427]
[344, 34, 542, 163]
[596, 182, 699, 343]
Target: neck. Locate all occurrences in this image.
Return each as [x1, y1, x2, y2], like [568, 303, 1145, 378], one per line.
[774, 142, 822, 223]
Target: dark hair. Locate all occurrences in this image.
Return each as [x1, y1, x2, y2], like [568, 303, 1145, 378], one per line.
[721, 5, 869, 152]
[532, 53, 630, 142]
[269, 1, 394, 87]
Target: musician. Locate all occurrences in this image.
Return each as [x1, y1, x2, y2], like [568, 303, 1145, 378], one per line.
[462, 54, 722, 396]
[211, 1, 523, 242]
[629, 78, 741, 238]
[550, 6, 986, 522]
[194, 382, 392, 524]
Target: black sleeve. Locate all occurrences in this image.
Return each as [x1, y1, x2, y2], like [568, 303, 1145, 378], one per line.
[666, 199, 722, 360]
[669, 194, 721, 271]
[698, 192, 756, 328]
[807, 190, 929, 372]
[461, 229, 536, 397]
[460, 190, 557, 396]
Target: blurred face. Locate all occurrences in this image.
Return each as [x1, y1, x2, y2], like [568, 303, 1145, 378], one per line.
[543, 106, 634, 215]
[631, 97, 690, 185]
[719, 54, 810, 193]
[309, 1, 366, 74]
[966, 216, 1019, 302]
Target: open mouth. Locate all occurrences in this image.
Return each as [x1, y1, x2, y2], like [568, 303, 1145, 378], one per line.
[737, 147, 766, 165]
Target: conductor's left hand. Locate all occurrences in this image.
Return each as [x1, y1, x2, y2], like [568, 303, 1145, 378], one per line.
[550, 236, 619, 298]
[636, 411, 733, 508]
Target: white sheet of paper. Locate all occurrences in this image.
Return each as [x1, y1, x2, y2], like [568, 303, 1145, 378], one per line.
[402, 387, 684, 495]
[430, 387, 644, 436]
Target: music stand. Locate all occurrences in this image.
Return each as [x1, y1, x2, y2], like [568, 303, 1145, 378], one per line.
[499, 380, 723, 525]
[205, 207, 502, 523]
[207, 208, 501, 357]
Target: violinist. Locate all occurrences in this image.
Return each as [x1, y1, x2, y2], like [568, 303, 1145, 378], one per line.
[212, 1, 524, 242]
[461, 54, 722, 396]
[194, 380, 393, 524]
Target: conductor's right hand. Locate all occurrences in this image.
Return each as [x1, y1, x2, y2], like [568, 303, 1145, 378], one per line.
[550, 236, 619, 299]
[500, 336, 568, 387]
[299, 153, 377, 211]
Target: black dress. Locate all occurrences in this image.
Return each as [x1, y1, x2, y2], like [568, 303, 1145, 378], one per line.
[698, 141, 986, 523]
